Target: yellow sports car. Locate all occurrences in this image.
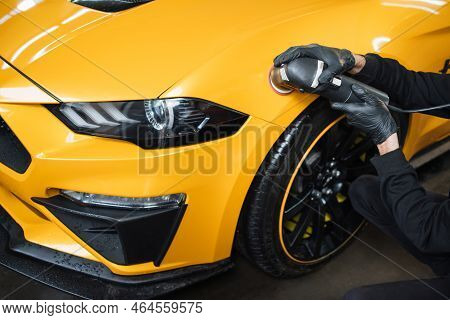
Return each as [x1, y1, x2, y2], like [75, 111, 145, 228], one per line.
[0, 0, 448, 298]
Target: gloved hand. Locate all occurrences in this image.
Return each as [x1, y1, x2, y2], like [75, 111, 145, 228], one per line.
[273, 44, 356, 87]
[331, 84, 398, 145]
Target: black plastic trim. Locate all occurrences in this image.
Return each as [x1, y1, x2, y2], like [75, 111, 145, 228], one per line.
[71, 0, 153, 12]
[0, 206, 233, 299]
[32, 195, 186, 266]
[0, 116, 32, 174]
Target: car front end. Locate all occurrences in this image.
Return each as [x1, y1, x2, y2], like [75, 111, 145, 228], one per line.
[1, 0, 447, 298]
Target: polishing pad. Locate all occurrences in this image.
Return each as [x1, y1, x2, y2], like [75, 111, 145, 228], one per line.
[269, 66, 294, 95]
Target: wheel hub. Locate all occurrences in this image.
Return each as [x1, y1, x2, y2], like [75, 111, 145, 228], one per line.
[310, 158, 345, 205]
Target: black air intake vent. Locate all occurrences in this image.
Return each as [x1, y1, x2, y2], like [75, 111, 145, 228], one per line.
[0, 117, 31, 174]
[71, 0, 153, 12]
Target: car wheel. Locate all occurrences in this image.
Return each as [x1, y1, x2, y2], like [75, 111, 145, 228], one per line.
[237, 98, 408, 277]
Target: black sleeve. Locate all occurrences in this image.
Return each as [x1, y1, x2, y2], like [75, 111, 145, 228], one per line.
[353, 54, 450, 119]
[371, 150, 450, 254]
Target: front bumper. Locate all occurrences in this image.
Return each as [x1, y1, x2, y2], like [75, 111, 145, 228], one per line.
[0, 205, 232, 299]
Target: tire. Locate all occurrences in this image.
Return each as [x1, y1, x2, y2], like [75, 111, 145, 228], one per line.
[236, 98, 408, 277]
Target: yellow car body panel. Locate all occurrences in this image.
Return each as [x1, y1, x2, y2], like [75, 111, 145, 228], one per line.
[0, 0, 448, 279]
[0, 63, 57, 103]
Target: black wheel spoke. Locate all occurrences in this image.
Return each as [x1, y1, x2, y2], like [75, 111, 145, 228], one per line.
[284, 189, 312, 220]
[341, 139, 373, 163]
[313, 209, 326, 257]
[304, 241, 315, 258]
[335, 127, 358, 159]
[320, 128, 337, 164]
[326, 198, 346, 225]
[329, 228, 348, 247]
[286, 209, 313, 248]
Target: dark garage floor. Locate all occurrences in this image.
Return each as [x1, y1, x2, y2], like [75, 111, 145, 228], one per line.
[0, 151, 448, 300]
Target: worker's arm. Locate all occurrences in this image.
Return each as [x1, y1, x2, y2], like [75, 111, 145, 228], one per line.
[351, 53, 450, 118]
[274, 44, 449, 118]
[332, 85, 450, 254]
[371, 146, 450, 254]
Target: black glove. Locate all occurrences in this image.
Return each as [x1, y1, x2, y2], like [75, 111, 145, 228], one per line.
[274, 44, 356, 87]
[331, 84, 398, 145]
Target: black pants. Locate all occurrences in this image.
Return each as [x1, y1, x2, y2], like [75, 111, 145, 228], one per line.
[344, 175, 450, 299]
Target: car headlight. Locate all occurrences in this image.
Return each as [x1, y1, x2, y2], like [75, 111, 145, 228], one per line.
[46, 98, 248, 149]
[60, 190, 186, 210]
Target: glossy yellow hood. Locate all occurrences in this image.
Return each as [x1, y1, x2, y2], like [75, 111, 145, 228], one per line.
[0, 0, 345, 102]
[0, 0, 444, 118]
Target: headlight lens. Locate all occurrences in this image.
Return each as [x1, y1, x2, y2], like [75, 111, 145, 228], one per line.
[47, 99, 248, 149]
